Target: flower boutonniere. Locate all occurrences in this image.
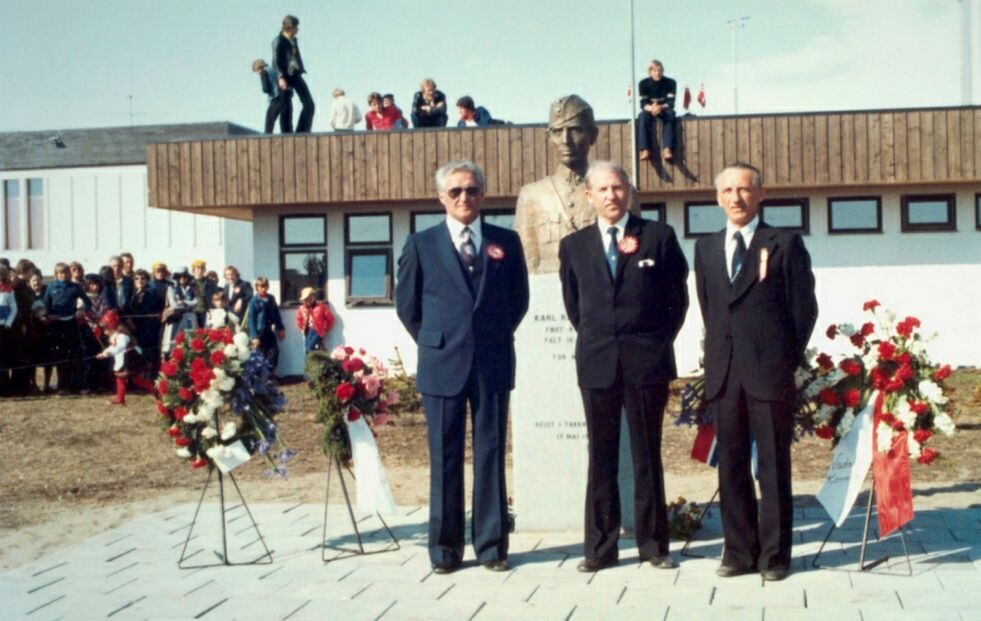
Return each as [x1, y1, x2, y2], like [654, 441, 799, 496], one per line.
[618, 235, 639, 255]
[759, 247, 770, 282]
[486, 243, 505, 261]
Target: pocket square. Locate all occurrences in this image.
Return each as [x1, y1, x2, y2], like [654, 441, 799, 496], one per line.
[638, 258, 656, 268]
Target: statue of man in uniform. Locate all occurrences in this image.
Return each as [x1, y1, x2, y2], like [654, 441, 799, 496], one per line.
[515, 95, 638, 274]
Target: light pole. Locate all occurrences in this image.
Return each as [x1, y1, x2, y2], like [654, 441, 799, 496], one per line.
[629, 0, 638, 180]
[727, 16, 749, 114]
[960, 0, 974, 105]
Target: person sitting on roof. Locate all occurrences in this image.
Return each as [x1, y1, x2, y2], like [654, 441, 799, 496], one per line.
[455, 96, 495, 128]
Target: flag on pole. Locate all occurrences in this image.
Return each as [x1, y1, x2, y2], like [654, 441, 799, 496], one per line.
[683, 86, 692, 111]
[690, 421, 758, 479]
[697, 83, 706, 108]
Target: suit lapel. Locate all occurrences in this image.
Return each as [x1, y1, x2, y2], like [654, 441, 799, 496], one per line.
[582, 224, 615, 288]
[613, 215, 642, 290]
[473, 224, 493, 310]
[709, 230, 728, 293]
[729, 224, 778, 304]
[434, 226, 474, 302]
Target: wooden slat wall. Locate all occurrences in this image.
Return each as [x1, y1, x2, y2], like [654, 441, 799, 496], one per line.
[147, 107, 981, 213]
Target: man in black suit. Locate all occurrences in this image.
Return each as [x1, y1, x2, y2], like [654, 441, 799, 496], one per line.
[272, 15, 315, 133]
[396, 160, 529, 574]
[694, 162, 817, 581]
[558, 161, 689, 572]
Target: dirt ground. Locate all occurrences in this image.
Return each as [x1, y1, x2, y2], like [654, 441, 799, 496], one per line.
[1, 370, 979, 571]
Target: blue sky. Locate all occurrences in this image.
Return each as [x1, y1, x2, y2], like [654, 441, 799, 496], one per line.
[1, 0, 978, 132]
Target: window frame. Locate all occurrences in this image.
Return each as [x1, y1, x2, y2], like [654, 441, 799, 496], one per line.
[344, 212, 393, 246]
[481, 208, 516, 230]
[900, 193, 956, 232]
[975, 193, 981, 231]
[27, 178, 44, 250]
[344, 212, 394, 307]
[827, 196, 883, 235]
[3, 179, 22, 251]
[641, 202, 666, 223]
[411, 210, 444, 234]
[683, 201, 725, 238]
[278, 214, 328, 306]
[760, 197, 809, 234]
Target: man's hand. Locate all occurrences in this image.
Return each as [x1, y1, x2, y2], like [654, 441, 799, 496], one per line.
[278, 77, 287, 92]
[251, 338, 261, 348]
[233, 299, 243, 313]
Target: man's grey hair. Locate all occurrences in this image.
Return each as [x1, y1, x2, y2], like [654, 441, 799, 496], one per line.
[584, 161, 632, 190]
[714, 162, 764, 189]
[435, 160, 485, 193]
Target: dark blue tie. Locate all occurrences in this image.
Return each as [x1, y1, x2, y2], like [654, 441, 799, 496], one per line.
[606, 226, 618, 275]
[731, 230, 746, 282]
[461, 226, 477, 273]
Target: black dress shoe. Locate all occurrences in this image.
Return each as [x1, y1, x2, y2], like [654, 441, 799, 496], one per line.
[761, 567, 788, 581]
[432, 562, 460, 575]
[646, 555, 678, 569]
[483, 559, 509, 572]
[715, 564, 756, 578]
[577, 558, 617, 573]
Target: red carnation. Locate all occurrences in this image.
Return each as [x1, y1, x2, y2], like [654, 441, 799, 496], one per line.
[172, 347, 185, 363]
[932, 364, 952, 382]
[839, 359, 862, 376]
[160, 361, 178, 378]
[175, 332, 186, 345]
[174, 406, 187, 421]
[863, 299, 880, 311]
[189, 358, 215, 393]
[342, 357, 364, 373]
[344, 346, 355, 355]
[879, 412, 896, 425]
[896, 364, 914, 381]
[156, 401, 169, 416]
[909, 401, 929, 415]
[157, 379, 169, 394]
[895, 352, 912, 366]
[194, 328, 207, 338]
[816, 353, 834, 370]
[174, 436, 191, 447]
[179, 387, 193, 401]
[877, 341, 896, 361]
[347, 406, 361, 422]
[335, 382, 356, 402]
[849, 333, 865, 348]
[166, 426, 182, 437]
[870, 367, 887, 390]
[825, 325, 837, 339]
[917, 447, 938, 465]
[913, 429, 932, 444]
[359, 348, 367, 356]
[896, 316, 921, 338]
[819, 389, 839, 406]
[815, 425, 835, 439]
[843, 389, 861, 408]
[885, 378, 905, 393]
[210, 350, 226, 366]
[191, 457, 209, 469]
[190, 338, 206, 353]
[860, 322, 875, 337]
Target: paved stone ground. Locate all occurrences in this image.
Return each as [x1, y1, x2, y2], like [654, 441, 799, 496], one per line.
[2, 488, 979, 620]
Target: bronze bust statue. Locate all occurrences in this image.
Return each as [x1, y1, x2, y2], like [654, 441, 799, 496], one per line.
[515, 95, 638, 274]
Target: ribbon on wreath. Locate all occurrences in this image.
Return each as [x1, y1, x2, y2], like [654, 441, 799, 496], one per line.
[871, 392, 914, 536]
[344, 415, 399, 516]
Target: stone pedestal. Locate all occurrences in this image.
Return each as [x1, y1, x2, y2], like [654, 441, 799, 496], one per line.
[512, 274, 634, 532]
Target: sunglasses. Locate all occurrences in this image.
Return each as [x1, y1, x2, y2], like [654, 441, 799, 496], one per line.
[445, 185, 481, 199]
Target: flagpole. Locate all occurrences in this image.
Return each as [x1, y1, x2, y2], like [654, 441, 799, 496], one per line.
[629, 0, 638, 181]
[727, 16, 749, 114]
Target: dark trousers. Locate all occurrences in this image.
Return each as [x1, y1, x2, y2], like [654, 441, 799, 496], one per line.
[580, 376, 670, 562]
[264, 91, 293, 134]
[636, 108, 677, 151]
[411, 112, 448, 128]
[421, 368, 509, 566]
[285, 75, 315, 133]
[49, 320, 82, 393]
[711, 371, 794, 572]
[256, 330, 279, 373]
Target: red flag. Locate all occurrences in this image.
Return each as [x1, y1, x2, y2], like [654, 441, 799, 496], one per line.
[697, 83, 706, 108]
[683, 86, 692, 111]
[690, 423, 718, 466]
[871, 392, 914, 537]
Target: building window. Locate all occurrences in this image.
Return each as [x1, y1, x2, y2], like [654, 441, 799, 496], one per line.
[642, 202, 666, 223]
[411, 211, 444, 233]
[279, 214, 327, 306]
[481, 209, 515, 230]
[3, 180, 21, 251]
[28, 178, 44, 249]
[684, 202, 725, 238]
[761, 198, 809, 233]
[976, 194, 981, 231]
[828, 197, 882, 234]
[901, 194, 956, 232]
[345, 213, 393, 306]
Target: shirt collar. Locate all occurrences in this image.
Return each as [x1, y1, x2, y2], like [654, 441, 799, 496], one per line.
[726, 214, 760, 240]
[597, 210, 630, 233]
[445, 216, 481, 244]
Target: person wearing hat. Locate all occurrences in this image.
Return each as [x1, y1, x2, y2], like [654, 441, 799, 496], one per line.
[162, 266, 199, 354]
[515, 95, 639, 274]
[294, 287, 334, 352]
[191, 259, 218, 328]
[96, 309, 155, 406]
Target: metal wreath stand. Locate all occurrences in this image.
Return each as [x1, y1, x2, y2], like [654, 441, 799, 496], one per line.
[321, 454, 400, 563]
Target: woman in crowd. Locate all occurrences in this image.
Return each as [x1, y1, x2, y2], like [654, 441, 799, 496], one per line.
[27, 270, 54, 393]
[43, 263, 90, 394]
[69, 261, 85, 286]
[162, 266, 199, 353]
[81, 274, 112, 393]
[125, 268, 164, 379]
[0, 266, 17, 396]
[223, 265, 253, 323]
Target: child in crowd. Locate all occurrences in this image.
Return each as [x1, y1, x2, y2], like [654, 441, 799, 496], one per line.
[0, 266, 17, 396]
[207, 290, 239, 330]
[162, 266, 199, 353]
[42, 262, 90, 394]
[69, 261, 85, 286]
[81, 274, 112, 393]
[246, 277, 285, 373]
[295, 287, 334, 352]
[383, 94, 409, 129]
[96, 310, 155, 406]
[191, 259, 218, 327]
[28, 270, 54, 393]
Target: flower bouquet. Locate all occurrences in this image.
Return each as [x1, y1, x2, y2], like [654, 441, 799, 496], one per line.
[155, 327, 292, 474]
[667, 497, 703, 541]
[811, 300, 955, 464]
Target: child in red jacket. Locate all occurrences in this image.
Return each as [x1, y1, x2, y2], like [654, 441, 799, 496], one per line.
[97, 310, 156, 405]
[295, 287, 334, 352]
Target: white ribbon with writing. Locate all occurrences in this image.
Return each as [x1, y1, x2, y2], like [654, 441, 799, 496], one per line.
[816, 395, 875, 526]
[345, 416, 399, 516]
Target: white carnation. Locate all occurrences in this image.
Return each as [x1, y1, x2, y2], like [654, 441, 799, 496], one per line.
[201, 427, 218, 439]
[907, 433, 921, 459]
[933, 412, 955, 436]
[876, 422, 894, 453]
[182, 412, 200, 424]
[895, 400, 916, 430]
[918, 380, 947, 405]
[836, 409, 856, 437]
[815, 404, 835, 425]
[827, 368, 847, 384]
[881, 309, 896, 329]
[839, 323, 857, 337]
[176, 448, 192, 458]
[207, 309, 227, 328]
[211, 368, 235, 392]
[221, 421, 238, 440]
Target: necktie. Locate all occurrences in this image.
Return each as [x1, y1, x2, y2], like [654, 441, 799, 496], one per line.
[731, 230, 747, 282]
[461, 226, 477, 272]
[606, 226, 619, 276]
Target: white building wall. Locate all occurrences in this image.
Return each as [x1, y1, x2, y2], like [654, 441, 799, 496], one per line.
[256, 185, 980, 378]
[0, 165, 252, 277]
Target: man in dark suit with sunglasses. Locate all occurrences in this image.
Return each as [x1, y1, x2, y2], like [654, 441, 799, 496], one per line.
[694, 162, 817, 581]
[396, 160, 529, 574]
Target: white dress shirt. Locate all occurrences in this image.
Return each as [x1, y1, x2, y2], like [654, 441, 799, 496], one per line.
[725, 214, 760, 280]
[597, 211, 630, 254]
[445, 216, 482, 255]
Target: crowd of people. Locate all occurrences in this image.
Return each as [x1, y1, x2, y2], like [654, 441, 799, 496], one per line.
[0, 255, 335, 403]
[252, 15, 503, 135]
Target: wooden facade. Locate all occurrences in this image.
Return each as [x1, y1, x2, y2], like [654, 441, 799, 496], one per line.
[147, 106, 981, 219]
